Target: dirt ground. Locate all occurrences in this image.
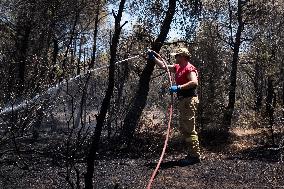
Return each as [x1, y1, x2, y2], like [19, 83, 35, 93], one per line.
[0, 126, 283, 189]
[91, 127, 284, 189]
[92, 155, 284, 189]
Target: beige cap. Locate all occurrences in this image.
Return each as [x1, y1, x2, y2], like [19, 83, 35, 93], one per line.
[170, 47, 191, 58]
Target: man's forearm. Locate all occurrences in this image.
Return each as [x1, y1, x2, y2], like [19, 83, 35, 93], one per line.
[153, 58, 166, 69]
[179, 81, 198, 90]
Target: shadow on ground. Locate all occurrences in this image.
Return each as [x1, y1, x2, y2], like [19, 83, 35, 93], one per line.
[227, 145, 281, 162]
[145, 159, 200, 170]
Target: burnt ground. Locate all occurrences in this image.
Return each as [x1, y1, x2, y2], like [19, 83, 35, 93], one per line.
[91, 129, 284, 189]
[92, 154, 283, 189]
[0, 127, 284, 189]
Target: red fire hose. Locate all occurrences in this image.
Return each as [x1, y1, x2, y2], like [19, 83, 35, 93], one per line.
[146, 54, 174, 189]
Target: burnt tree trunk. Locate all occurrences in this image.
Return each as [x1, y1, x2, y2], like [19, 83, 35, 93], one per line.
[254, 61, 264, 112]
[84, 0, 127, 188]
[77, 36, 83, 75]
[122, 0, 177, 143]
[222, 0, 245, 136]
[12, 1, 35, 96]
[281, 60, 284, 118]
[89, 1, 102, 69]
[266, 76, 276, 146]
[74, 5, 102, 132]
[62, 11, 80, 74]
[52, 39, 59, 65]
[15, 25, 32, 94]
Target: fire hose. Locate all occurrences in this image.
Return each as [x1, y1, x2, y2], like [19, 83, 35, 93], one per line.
[146, 51, 174, 189]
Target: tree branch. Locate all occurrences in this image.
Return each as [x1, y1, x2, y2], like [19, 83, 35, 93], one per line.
[120, 21, 128, 29]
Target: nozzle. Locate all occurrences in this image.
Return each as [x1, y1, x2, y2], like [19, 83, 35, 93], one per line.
[145, 48, 152, 53]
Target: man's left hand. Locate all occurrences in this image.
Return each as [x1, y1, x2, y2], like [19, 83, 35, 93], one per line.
[147, 50, 155, 60]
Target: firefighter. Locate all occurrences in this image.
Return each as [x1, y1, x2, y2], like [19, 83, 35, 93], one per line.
[148, 47, 201, 164]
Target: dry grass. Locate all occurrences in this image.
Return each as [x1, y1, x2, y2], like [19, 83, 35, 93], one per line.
[230, 127, 262, 151]
[232, 127, 263, 137]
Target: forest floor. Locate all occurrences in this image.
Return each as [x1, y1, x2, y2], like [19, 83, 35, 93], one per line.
[1, 119, 284, 189]
[91, 126, 284, 189]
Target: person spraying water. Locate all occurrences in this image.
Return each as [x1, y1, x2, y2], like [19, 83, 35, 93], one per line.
[148, 47, 201, 165]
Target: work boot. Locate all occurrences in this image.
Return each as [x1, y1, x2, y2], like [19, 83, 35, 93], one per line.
[178, 155, 201, 166]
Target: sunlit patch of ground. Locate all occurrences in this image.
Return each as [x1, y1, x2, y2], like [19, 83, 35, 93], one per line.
[230, 127, 263, 151]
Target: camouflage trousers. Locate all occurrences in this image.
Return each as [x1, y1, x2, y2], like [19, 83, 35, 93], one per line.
[177, 96, 200, 158]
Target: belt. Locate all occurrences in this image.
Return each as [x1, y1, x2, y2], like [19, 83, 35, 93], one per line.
[177, 95, 197, 100]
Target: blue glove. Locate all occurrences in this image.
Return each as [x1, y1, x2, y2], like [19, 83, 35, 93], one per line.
[169, 85, 181, 93]
[147, 50, 155, 60]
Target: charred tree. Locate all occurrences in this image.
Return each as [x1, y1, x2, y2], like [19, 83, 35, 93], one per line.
[89, 0, 102, 69]
[84, 0, 127, 188]
[266, 76, 276, 146]
[281, 61, 284, 118]
[122, 0, 177, 143]
[222, 0, 245, 136]
[62, 10, 80, 74]
[254, 61, 264, 112]
[11, 1, 35, 96]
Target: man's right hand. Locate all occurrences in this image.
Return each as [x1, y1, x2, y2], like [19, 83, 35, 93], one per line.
[147, 50, 155, 60]
[169, 85, 181, 93]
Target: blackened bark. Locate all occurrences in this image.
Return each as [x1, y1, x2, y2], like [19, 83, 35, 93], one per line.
[84, 0, 126, 188]
[62, 11, 80, 72]
[223, 0, 245, 134]
[52, 39, 59, 65]
[89, 1, 101, 69]
[254, 62, 263, 112]
[281, 61, 284, 117]
[15, 24, 32, 94]
[13, 3, 34, 96]
[122, 0, 177, 142]
[77, 37, 83, 75]
[266, 77, 276, 145]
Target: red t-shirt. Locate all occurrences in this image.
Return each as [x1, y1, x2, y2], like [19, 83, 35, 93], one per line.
[174, 63, 198, 85]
